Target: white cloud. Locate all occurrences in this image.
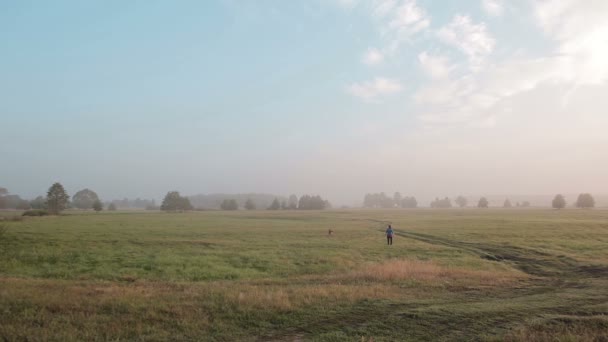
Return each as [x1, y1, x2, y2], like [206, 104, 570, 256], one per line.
[535, 0, 608, 85]
[372, 0, 430, 45]
[362, 48, 385, 65]
[388, 0, 430, 36]
[437, 15, 495, 68]
[418, 52, 454, 79]
[372, 0, 398, 18]
[348, 77, 403, 101]
[482, 0, 504, 16]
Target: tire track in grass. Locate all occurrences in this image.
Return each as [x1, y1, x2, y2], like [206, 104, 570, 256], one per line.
[265, 218, 608, 341]
[361, 218, 608, 279]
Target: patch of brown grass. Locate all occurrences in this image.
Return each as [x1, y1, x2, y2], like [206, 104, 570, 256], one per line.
[222, 283, 399, 311]
[341, 259, 521, 286]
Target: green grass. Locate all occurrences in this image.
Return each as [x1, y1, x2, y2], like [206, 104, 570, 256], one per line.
[1, 209, 607, 341]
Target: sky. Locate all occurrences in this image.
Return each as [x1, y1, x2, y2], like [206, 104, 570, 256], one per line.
[1, 0, 607, 206]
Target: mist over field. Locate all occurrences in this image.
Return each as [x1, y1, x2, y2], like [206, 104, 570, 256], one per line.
[1, 1, 607, 207]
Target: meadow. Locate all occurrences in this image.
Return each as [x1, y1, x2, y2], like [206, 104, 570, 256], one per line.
[1, 209, 607, 341]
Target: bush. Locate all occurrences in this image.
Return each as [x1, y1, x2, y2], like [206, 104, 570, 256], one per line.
[22, 209, 49, 217]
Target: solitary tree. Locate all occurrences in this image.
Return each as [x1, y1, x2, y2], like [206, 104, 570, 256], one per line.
[478, 197, 489, 208]
[72, 188, 100, 209]
[455, 196, 468, 208]
[161, 191, 193, 211]
[92, 199, 103, 212]
[268, 198, 281, 210]
[503, 199, 512, 208]
[46, 182, 70, 215]
[244, 198, 256, 210]
[576, 193, 595, 208]
[552, 194, 566, 209]
[108, 203, 117, 211]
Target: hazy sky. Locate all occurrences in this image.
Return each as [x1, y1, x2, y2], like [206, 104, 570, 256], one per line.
[1, 0, 607, 205]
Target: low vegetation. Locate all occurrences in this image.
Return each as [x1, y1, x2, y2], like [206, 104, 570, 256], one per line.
[1, 209, 607, 341]
[22, 209, 49, 216]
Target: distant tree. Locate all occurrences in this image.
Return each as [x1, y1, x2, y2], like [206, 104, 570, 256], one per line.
[161, 191, 180, 211]
[400, 196, 418, 208]
[430, 197, 452, 208]
[363, 193, 373, 208]
[393, 192, 402, 206]
[288, 194, 298, 210]
[298, 195, 328, 210]
[552, 194, 566, 209]
[516, 202, 520, 207]
[161, 191, 193, 211]
[280, 200, 287, 210]
[108, 203, 117, 211]
[478, 197, 489, 208]
[0, 187, 7, 209]
[92, 200, 103, 212]
[268, 198, 281, 210]
[521, 201, 531, 208]
[503, 199, 512, 208]
[16, 200, 31, 210]
[244, 198, 256, 210]
[455, 196, 468, 208]
[576, 193, 595, 209]
[72, 189, 100, 209]
[221, 199, 238, 210]
[46, 182, 70, 215]
[29, 196, 46, 209]
[380, 192, 394, 208]
[363, 192, 396, 208]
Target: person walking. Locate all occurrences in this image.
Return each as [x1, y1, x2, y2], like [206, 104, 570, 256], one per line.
[385, 225, 394, 245]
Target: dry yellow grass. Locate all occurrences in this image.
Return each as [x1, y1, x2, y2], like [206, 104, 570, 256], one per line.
[216, 258, 522, 311]
[223, 283, 398, 311]
[340, 258, 522, 286]
[1, 258, 521, 314]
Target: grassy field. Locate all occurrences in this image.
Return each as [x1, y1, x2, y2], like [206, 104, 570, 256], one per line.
[1, 209, 607, 341]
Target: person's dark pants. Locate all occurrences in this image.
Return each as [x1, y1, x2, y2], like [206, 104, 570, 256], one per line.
[387, 236, 392, 245]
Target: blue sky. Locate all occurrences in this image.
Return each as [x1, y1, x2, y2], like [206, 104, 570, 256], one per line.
[2, 0, 607, 205]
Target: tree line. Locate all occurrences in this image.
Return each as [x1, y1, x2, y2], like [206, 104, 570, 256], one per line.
[0, 184, 599, 215]
[206, 194, 330, 211]
[0, 184, 158, 214]
[0, 184, 106, 214]
[363, 192, 418, 208]
[362, 193, 597, 209]
[551, 193, 595, 209]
